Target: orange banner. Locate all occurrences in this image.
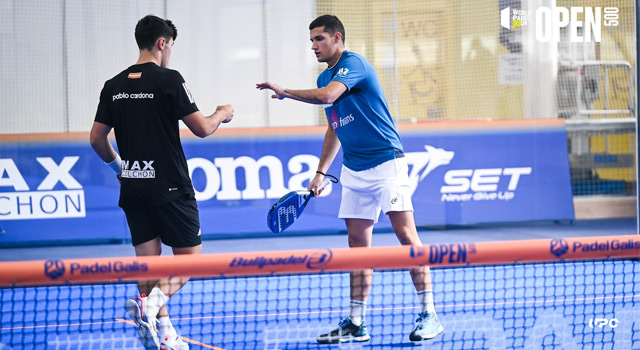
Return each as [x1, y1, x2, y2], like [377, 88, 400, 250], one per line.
[0, 235, 638, 287]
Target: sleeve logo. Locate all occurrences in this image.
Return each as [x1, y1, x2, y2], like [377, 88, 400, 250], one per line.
[183, 83, 195, 104]
[336, 67, 349, 77]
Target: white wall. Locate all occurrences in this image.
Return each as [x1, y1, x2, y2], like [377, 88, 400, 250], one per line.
[0, 0, 318, 134]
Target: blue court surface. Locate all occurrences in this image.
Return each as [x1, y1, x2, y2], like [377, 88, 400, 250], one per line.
[1, 218, 639, 349]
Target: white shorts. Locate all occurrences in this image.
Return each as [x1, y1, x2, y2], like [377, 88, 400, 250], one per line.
[338, 158, 414, 223]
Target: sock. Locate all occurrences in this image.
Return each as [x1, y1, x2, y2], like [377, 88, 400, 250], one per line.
[418, 290, 436, 314]
[145, 287, 169, 319]
[157, 316, 177, 336]
[349, 300, 366, 326]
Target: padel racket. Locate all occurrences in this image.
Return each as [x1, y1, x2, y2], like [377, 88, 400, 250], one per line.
[267, 177, 335, 233]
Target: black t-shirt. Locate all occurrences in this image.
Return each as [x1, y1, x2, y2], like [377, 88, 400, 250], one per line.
[94, 62, 199, 208]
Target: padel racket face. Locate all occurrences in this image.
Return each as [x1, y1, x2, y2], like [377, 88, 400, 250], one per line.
[267, 190, 313, 233]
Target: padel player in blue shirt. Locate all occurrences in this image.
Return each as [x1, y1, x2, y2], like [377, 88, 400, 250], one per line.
[257, 14, 443, 344]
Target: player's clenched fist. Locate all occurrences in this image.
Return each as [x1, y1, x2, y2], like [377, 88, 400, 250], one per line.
[216, 104, 234, 123]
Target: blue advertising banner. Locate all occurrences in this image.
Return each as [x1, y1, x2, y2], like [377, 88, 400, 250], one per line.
[0, 120, 574, 246]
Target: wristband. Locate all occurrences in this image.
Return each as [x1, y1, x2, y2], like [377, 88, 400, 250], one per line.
[106, 154, 122, 175]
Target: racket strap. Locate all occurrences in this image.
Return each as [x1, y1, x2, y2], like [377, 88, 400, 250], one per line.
[315, 171, 339, 183]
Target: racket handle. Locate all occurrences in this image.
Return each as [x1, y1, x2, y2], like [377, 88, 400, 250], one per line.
[320, 178, 331, 190]
[309, 178, 332, 197]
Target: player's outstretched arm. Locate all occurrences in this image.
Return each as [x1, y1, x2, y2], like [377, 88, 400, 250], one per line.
[256, 81, 346, 105]
[182, 104, 234, 138]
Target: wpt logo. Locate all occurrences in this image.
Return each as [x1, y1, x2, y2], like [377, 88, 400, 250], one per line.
[45, 260, 65, 280]
[501, 7, 531, 29]
[550, 238, 569, 257]
[500, 6, 619, 42]
[589, 317, 619, 328]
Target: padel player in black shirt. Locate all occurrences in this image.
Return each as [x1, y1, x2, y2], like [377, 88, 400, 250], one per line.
[90, 14, 234, 350]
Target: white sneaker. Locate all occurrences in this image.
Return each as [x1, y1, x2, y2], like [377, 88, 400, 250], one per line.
[409, 311, 444, 341]
[125, 295, 159, 350]
[160, 333, 189, 350]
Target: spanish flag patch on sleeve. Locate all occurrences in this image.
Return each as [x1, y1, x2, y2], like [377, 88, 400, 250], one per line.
[128, 72, 142, 79]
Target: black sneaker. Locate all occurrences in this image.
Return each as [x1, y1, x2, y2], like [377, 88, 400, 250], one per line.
[316, 317, 371, 344]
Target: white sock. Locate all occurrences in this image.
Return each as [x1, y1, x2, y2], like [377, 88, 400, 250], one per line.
[145, 287, 169, 319]
[157, 316, 177, 336]
[418, 290, 436, 314]
[349, 300, 366, 326]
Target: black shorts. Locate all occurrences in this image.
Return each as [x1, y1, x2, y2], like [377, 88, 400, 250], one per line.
[123, 193, 201, 248]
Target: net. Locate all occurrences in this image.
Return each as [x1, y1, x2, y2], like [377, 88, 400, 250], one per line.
[1, 235, 639, 350]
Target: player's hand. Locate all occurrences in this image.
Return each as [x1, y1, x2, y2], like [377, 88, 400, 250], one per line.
[216, 104, 234, 123]
[256, 82, 286, 100]
[307, 173, 326, 198]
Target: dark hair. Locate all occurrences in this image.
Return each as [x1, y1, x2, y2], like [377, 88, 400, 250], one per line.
[309, 15, 345, 44]
[135, 15, 177, 51]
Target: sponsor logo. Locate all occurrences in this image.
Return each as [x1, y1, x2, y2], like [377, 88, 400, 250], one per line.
[45, 259, 147, 279]
[128, 72, 142, 79]
[440, 167, 531, 202]
[429, 243, 468, 264]
[551, 238, 640, 257]
[336, 67, 349, 77]
[412, 243, 476, 264]
[187, 154, 330, 201]
[404, 145, 531, 202]
[68, 261, 148, 274]
[183, 83, 195, 104]
[276, 200, 300, 228]
[391, 197, 398, 205]
[339, 114, 354, 128]
[572, 239, 640, 253]
[112, 92, 154, 102]
[589, 318, 619, 328]
[228, 249, 333, 270]
[501, 7, 531, 29]
[186, 144, 532, 204]
[500, 6, 619, 42]
[0, 157, 85, 220]
[307, 250, 333, 269]
[550, 238, 570, 257]
[45, 260, 65, 280]
[327, 110, 354, 130]
[405, 145, 454, 195]
[121, 160, 155, 179]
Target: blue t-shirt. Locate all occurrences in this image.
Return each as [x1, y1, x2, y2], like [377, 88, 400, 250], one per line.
[317, 51, 403, 171]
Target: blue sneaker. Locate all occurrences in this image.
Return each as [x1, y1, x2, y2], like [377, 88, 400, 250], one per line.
[409, 312, 444, 341]
[317, 317, 370, 344]
[126, 295, 160, 350]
